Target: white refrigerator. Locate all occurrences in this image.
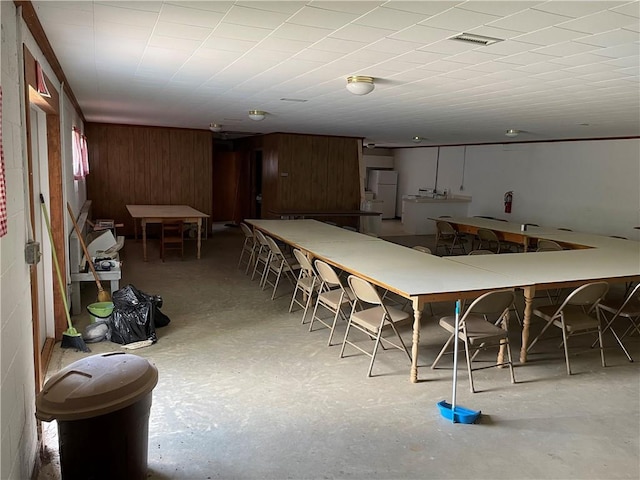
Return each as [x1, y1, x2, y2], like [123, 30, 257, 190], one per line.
[367, 170, 398, 219]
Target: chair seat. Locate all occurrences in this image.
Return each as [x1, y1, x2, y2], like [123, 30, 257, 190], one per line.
[318, 287, 352, 310]
[599, 297, 640, 317]
[439, 315, 508, 344]
[351, 305, 410, 332]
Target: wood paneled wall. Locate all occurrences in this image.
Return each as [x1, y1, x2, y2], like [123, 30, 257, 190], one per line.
[245, 133, 361, 222]
[86, 123, 212, 236]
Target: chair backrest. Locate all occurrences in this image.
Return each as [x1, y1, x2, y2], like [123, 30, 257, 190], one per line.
[468, 249, 495, 255]
[293, 249, 313, 274]
[240, 222, 254, 238]
[314, 259, 341, 288]
[254, 229, 269, 247]
[436, 221, 456, 236]
[565, 281, 609, 308]
[412, 246, 431, 254]
[477, 228, 498, 242]
[347, 275, 382, 306]
[536, 239, 562, 252]
[465, 289, 515, 317]
[265, 235, 284, 256]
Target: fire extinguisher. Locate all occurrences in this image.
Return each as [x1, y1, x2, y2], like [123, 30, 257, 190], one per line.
[504, 191, 513, 214]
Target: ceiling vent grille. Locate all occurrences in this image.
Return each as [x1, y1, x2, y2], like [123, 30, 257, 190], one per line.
[449, 33, 503, 46]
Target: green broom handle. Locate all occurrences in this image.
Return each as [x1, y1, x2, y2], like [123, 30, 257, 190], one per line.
[39, 194, 74, 330]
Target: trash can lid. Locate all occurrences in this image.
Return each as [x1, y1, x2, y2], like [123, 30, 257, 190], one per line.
[36, 352, 158, 422]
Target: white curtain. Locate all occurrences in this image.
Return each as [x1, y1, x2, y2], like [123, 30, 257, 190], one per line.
[72, 127, 89, 179]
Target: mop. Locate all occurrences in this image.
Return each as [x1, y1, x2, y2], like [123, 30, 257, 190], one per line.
[40, 195, 90, 352]
[437, 299, 480, 424]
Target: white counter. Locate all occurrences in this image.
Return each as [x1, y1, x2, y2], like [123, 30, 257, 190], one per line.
[401, 196, 471, 234]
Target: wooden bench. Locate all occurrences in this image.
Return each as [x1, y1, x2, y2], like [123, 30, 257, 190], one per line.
[69, 200, 123, 314]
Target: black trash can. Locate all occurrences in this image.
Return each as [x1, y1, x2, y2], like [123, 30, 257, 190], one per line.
[36, 352, 158, 480]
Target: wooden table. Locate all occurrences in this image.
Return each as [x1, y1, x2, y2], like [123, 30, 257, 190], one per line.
[126, 205, 209, 261]
[247, 219, 640, 383]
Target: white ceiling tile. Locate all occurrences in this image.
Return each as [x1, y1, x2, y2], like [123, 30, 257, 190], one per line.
[311, 37, 367, 54]
[33, 4, 94, 26]
[605, 55, 640, 68]
[481, 39, 541, 55]
[213, 22, 272, 42]
[465, 25, 525, 41]
[418, 38, 482, 55]
[93, 3, 159, 27]
[159, 4, 225, 28]
[355, 6, 427, 30]
[148, 34, 203, 51]
[272, 23, 333, 42]
[611, 2, 640, 18]
[533, 1, 625, 18]
[292, 48, 343, 63]
[488, 9, 573, 33]
[339, 50, 397, 64]
[366, 38, 423, 54]
[513, 26, 587, 46]
[574, 28, 640, 47]
[330, 24, 395, 43]
[287, 6, 358, 29]
[257, 37, 313, 54]
[382, 1, 461, 16]
[389, 24, 458, 43]
[448, 49, 504, 65]
[419, 6, 502, 31]
[236, 1, 306, 14]
[153, 21, 212, 40]
[393, 50, 447, 65]
[95, 21, 153, 41]
[558, 10, 639, 34]
[549, 52, 619, 67]
[100, 1, 163, 13]
[222, 5, 291, 29]
[532, 41, 598, 57]
[202, 36, 257, 53]
[308, 1, 384, 15]
[496, 51, 558, 66]
[456, 1, 539, 17]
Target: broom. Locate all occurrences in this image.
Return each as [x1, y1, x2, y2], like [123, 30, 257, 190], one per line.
[66, 202, 111, 302]
[39, 195, 90, 352]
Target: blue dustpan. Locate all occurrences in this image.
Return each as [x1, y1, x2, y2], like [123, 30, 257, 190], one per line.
[438, 300, 481, 424]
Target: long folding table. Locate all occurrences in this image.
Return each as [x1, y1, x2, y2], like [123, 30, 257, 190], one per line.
[247, 219, 640, 383]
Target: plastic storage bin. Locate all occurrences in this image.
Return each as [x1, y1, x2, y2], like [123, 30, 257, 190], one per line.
[36, 352, 158, 480]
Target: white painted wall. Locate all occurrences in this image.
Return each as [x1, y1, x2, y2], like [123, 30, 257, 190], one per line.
[1, 3, 87, 478]
[395, 139, 640, 241]
[1, 3, 39, 478]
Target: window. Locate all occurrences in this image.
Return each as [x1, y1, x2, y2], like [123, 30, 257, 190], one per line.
[72, 127, 89, 179]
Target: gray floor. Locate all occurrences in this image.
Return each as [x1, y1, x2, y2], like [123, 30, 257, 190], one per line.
[38, 222, 640, 479]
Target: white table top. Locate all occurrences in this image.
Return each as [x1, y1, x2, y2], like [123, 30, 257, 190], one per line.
[248, 219, 521, 298]
[126, 204, 209, 219]
[246, 219, 380, 246]
[448, 248, 640, 287]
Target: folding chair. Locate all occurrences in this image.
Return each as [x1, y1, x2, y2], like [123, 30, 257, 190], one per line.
[262, 235, 300, 300]
[238, 222, 257, 273]
[435, 220, 466, 256]
[309, 260, 354, 346]
[596, 283, 640, 362]
[288, 249, 319, 323]
[431, 289, 517, 393]
[340, 275, 412, 377]
[527, 281, 609, 375]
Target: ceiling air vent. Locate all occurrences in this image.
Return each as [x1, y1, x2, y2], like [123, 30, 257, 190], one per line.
[449, 33, 503, 46]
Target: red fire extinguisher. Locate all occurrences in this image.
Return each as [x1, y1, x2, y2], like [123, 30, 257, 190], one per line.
[504, 191, 513, 214]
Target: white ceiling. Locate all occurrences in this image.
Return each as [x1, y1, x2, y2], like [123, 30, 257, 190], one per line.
[32, 1, 640, 147]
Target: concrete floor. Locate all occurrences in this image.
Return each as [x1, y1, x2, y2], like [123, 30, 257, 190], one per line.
[38, 222, 640, 479]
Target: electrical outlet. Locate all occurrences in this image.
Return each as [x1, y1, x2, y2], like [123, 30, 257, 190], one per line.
[25, 241, 41, 265]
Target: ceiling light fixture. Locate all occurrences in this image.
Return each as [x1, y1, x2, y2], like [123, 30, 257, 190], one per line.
[412, 136, 423, 143]
[248, 110, 266, 121]
[346, 75, 375, 95]
[209, 123, 223, 133]
[505, 129, 519, 138]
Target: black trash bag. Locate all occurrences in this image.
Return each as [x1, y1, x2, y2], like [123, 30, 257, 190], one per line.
[108, 284, 170, 344]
